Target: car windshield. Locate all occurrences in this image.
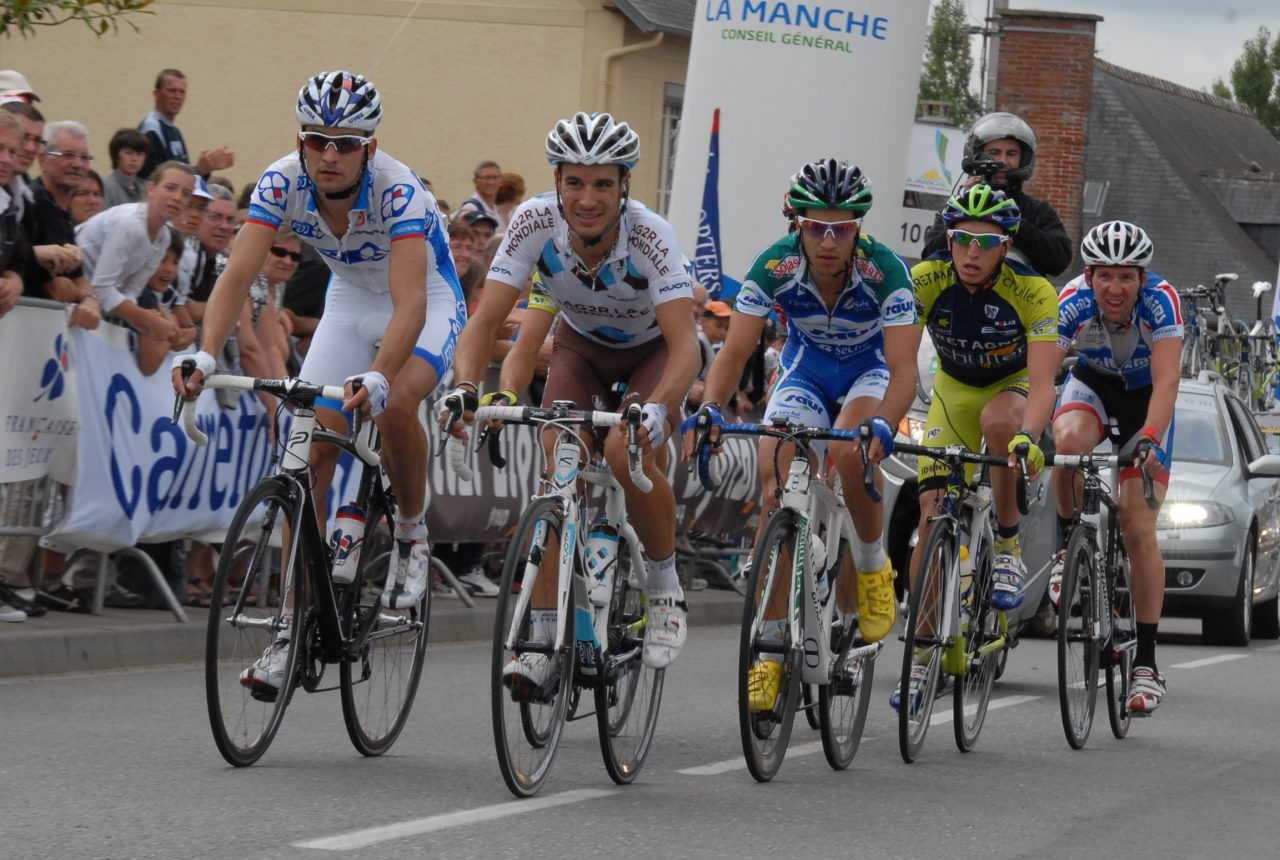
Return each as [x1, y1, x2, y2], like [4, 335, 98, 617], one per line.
[1172, 397, 1229, 466]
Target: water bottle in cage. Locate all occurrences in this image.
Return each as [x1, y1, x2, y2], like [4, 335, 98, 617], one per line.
[585, 520, 620, 607]
[329, 504, 366, 584]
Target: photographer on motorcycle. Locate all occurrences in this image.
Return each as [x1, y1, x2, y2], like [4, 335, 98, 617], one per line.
[920, 111, 1072, 276]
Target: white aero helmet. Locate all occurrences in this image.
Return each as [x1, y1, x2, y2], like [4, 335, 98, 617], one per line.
[296, 70, 382, 133]
[1080, 220, 1154, 268]
[545, 112, 640, 169]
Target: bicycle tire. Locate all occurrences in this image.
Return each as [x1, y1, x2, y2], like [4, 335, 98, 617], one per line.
[899, 517, 952, 763]
[953, 523, 998, 753]
[1057, 526, 1099, 750]
[205, 477, 307, 767]
[738, 509, 802, 783]
[1106, 554, 1136, 739]
[596, 531, 664, 785]
[340, 493, 430, 757]
[819, 540, 875, 770]
[492, 497, 575, 797]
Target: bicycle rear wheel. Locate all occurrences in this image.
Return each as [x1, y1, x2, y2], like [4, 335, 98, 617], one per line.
[340, 495, 430, 757]
[954, 528, 999, 752]
[1106, 554, 1136, 739]
[492, 497, 575, 797]
[738, 510, 802, 782]
[818, 541, 875, 770]
[596, 532, 664, 785]
[899, 518, 952, 763]
[1057, 526, 1099, 750]
[205, 477, 307, 767]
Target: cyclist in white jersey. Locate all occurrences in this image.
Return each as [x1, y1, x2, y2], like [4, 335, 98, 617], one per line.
[173, 71, 463, 693]
[443, 112, 699, 686]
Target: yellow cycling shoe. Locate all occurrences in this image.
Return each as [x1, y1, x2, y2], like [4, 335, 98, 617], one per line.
[746, 659, 784, 713]
[857, 560, 898, 643]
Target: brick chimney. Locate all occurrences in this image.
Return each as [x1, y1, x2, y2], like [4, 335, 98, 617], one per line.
[993, 9, 1101, 249]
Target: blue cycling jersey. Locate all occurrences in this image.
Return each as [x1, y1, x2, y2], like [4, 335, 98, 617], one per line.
[1058, 270, 1183, 390]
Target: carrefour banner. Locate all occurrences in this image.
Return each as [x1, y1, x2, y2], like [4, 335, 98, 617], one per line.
[669, 1, 930, 273]
[48, 326, 272, 552]
[0, 303, 80, 486]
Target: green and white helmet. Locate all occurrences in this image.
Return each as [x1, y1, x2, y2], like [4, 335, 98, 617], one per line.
[784, 158, 873, 215]
[942, 183, 1021, 234]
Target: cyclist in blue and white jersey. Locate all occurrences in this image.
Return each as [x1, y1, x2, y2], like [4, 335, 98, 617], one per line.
[687, 159, 919, 712]
[1051, 220, 1181, 714]
[443, 112, 700, 690]
[173, 71, 464, 696]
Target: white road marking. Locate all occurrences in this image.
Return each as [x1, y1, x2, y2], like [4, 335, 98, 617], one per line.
[678, 740, 824, 775]
[929, 694, 1040, 726]
[1170, 654, 1248, 669]
[292, 788, 616, 851]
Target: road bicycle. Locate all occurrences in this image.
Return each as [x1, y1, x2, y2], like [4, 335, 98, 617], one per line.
[891, 441, 1031, 763]
[1179, 273, 1247, 382]
[692, 416, 880, 781]
[175, 369, 428, 766]
[1243, 281, 1278, 413]
[1052, 439, 1158, 749]
[459, 401, 663, 797]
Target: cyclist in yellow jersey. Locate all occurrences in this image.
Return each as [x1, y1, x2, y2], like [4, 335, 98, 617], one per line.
[893, 184, 1059, 711]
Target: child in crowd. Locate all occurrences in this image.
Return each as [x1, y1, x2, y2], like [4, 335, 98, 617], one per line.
[135, 230, 196, 374]
[102, 128, 150, 209]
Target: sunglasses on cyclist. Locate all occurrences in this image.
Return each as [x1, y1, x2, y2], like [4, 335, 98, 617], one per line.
[947, 229, 1011, 251]
[269, 246, 304, 263]
[796, 216, 861, 243]
[298, 131, 372, 155]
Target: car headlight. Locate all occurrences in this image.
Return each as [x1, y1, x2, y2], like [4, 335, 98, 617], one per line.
[898, 416, 926, 445]
[1157, 501, 1234, 529]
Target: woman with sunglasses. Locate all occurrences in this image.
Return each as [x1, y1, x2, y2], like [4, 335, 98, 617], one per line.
[897, 184, 1060, 710]
[248, 227, 303, 376]
[173, 70, 464, 697]
[687, 158, 919, 713]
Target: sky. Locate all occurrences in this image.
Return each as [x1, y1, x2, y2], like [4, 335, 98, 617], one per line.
[952, 0, 1280, 95]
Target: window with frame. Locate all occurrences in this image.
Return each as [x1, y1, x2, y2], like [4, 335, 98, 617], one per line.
[656, 83, 683, 217]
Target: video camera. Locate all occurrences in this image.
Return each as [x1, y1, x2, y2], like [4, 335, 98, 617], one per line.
[961, 151, 1004, 182]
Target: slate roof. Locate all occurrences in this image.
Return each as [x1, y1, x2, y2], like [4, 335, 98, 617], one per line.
[611, 0, 694, 37]
[1084, 59, 1280, 319]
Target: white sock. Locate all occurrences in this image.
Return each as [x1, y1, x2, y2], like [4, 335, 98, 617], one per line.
[395, 509, 427, 542]
[532, 608, 557, 642]
[853, 537, 886, 572]
[643, 552, 680, 593]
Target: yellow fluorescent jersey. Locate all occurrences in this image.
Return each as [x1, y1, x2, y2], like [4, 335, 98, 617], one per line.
[527, 271, 559, 316]
[911, 254, 1058, 388]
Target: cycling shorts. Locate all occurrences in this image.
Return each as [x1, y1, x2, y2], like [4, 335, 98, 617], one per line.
[917, 368, 1029, 493]
[1054, 364, 1174, 485]
[304, 274, 464, 413]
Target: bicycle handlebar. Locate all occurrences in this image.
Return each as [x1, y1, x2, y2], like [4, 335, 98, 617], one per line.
[1050, 449, 1159, 510]
[472, 403, 652, 493]
[894, 440, 1032, 514]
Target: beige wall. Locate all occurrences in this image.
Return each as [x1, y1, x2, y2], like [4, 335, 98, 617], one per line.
[5, 0, 688, 208]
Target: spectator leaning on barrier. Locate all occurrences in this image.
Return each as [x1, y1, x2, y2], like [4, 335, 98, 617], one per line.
[1, 100, 42, 221]
[134, 230, 193, 374]
[920, 111, 1072, 277]
[102, 127, 150, 209]
[138, 68, 235, 180]
[76, 160, 195, 369]
[0, 110, 27, 320]
[68, 168, 104, 225]
[21, 119, 101, 331]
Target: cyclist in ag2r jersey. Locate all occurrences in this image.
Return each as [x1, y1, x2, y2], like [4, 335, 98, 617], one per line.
[173, 70, 464, 697]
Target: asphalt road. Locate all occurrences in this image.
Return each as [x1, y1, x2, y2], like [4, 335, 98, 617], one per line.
[4, 618, 1278, 860]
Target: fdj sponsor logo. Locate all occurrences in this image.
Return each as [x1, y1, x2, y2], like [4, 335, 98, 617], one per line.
[35, 333, 70, 402]
[382, 183, 415, 219]
[257, 171, 290, 209]
[290, 220, 322, 239]
[104, 374, 272, 519]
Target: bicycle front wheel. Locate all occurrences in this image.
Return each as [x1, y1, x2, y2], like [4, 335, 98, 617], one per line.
[818, 540, 875, 770]
[899, 518, 952, 763]
[954, 528, 999, 752]
[492, 497, 575, 797]
[340, 496, 430, 757]
[738, 509, 802, 782]
[1057, 526, 1100, 750]
[595, 531, 664, 785]
[205, 477, 307, 767]
[1106, 554, 1137, 739]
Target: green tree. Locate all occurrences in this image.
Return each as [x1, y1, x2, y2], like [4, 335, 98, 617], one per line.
[1215, 26, 1280, 138]
[2, 0, 153, 38]
[918, 0, 980, 129]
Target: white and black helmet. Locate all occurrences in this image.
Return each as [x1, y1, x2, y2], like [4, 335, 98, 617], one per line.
[296, 70, 382, 133]
[1081, 220, 1154, 268]
[545, 112, 640, 169]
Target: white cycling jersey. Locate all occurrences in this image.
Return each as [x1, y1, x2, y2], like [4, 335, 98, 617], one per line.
[488, 194, 692, 348]
[245, 149, 457, 298]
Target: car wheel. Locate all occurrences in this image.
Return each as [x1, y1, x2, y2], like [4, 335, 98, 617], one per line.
[1204, 534, 1255, 647]
[1254, 597, 1280, 640]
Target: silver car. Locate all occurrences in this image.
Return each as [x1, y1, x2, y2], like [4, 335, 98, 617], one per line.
[1156, 375, 1280, 645]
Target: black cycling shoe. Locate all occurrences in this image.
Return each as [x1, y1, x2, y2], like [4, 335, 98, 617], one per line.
[0, 584, 47, 618]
